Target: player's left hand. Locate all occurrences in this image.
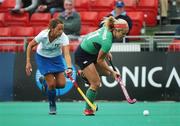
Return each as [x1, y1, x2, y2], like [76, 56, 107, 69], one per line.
[65, 67, 73, 77]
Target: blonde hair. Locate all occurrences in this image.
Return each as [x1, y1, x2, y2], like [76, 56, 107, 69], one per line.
[103, 16, 116, 30]
[103, 16, 129, 32]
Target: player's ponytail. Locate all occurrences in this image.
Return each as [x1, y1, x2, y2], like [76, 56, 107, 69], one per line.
[104, 16, 116, 30]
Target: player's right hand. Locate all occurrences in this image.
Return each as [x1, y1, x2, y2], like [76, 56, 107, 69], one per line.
[26, 63, 32, 76]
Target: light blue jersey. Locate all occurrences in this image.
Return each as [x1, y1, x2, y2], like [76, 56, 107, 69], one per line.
[35, 29, 69, 58]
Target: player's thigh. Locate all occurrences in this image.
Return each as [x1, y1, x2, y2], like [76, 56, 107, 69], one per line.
[45, 74, 56, 88]
[83, 63, 100, 85]
[95, 61, 110, 76]
[54, 72, 66, 87]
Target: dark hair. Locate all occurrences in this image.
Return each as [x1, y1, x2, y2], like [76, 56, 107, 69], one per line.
[48, 18, 64, 29]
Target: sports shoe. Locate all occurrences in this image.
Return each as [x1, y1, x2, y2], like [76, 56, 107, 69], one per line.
[49, 104, 57, 115]
[77, 70, 90, 84]
[39, 76, 47, 93]
[83, 109, 95, 116]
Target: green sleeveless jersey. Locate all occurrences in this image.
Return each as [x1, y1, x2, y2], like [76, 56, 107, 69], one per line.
[80, 27, 113, 55]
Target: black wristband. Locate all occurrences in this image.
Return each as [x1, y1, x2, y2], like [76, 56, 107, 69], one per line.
[67, 67, 73, 70]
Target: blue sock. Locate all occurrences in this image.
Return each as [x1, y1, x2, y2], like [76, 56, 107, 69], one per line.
[48, 89, 56, 106]
[43, 80, 48, 93]
[39, 76, 48, 93]
[42, 79, 47, 87]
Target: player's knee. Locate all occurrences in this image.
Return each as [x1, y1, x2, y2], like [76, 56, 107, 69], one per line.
[46, 78, 56, 90]
[90, 78, 101, 89]
[56, 80, 66, 89]
[56, 83, 66, 89]
[48, 83, 56, 90]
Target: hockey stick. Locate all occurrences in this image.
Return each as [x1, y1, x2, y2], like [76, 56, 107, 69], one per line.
[109, 60, 136, 104]
[67, 74, 98, 111]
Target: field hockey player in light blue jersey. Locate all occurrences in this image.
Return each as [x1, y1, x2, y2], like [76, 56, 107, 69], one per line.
[25, 18, 72, 115]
